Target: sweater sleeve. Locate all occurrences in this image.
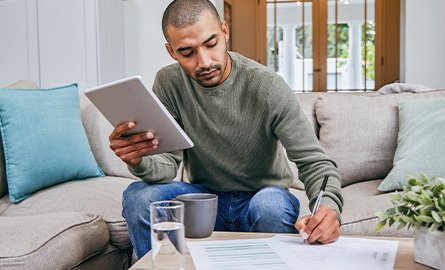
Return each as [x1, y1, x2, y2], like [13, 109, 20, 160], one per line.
[128, 151, 183, 184]
[127, 70, 184, 183]
[268, 76, 344, 221]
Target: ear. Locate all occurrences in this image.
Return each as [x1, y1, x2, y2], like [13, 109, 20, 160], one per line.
[221, 21, 230, 43]
[165, 43, 178, 61]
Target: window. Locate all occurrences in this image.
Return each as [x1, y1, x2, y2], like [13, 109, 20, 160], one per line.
[266, 0, 377, 92]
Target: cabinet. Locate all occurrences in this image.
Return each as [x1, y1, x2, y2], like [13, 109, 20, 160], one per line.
[0, 0, 125, 90]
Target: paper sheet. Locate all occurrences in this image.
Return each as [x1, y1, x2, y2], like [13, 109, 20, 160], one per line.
[187, 238, 291, 270]
[186, 236, 398, 270]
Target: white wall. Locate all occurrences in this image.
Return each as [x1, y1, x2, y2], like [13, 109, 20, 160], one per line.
[123, 0, 172, 88]
[124, 0, 222, 88]
[403, 0, 445, 88]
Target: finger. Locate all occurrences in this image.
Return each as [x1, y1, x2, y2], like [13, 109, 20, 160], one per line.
[110, 132, 156, 149]
[109, 122, 135, 141]
[114, 139, 159, 156]
[304, 211, 326, 236]
[119, 145, 158, 161]
[312, 214, 339, 243]
[295, 216, 310, 231]
[317, 221, 340, 244]
[304, 205, 333, 233]
[306, 214, 328, 243]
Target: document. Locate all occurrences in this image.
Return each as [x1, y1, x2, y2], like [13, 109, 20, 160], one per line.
[186, 236, 398, 270]
[187, 238, 291, 270]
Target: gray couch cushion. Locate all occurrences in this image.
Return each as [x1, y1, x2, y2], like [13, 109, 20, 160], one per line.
[0, 176, 135, 249]
[0, 212, 109, 270]
[315, 90, 445, 187]
[315, 95, 399, 186]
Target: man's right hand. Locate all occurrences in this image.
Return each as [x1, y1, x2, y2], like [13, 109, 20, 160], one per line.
[108, 122, 159, 166]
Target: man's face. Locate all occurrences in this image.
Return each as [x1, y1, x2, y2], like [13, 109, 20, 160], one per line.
[165, 11, 230, 88]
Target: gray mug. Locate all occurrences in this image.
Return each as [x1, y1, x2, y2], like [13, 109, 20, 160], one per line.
[175, 193, 218, 238]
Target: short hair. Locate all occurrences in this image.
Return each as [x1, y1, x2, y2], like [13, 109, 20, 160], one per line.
[162, 0, 221, 41]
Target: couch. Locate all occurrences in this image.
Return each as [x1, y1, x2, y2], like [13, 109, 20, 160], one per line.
[0, 80, 444, 269]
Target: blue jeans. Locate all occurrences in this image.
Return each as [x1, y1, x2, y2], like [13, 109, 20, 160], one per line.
[122, 181, 300, 259]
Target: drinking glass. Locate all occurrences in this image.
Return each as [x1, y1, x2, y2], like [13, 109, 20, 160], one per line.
[150, 200, 185, 270]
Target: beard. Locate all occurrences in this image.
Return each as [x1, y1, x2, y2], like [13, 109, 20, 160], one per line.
[194, 63, 224, 87]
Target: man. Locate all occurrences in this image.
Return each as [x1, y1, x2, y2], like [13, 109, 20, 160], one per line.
[109, 0, 343, 259]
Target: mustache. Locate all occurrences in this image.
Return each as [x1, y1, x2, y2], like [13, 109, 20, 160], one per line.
[195, 64, 222, 77]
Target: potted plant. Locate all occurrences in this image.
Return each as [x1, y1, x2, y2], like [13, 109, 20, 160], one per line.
[375, 174, 445, 269]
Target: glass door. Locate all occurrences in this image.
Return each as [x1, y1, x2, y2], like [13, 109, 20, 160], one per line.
[267, 0, 313, 92]
[327, 0, 375, 91]
[267, 0, 376, 92]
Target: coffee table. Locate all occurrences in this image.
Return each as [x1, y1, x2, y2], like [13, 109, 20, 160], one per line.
[129, 232, 432, 270]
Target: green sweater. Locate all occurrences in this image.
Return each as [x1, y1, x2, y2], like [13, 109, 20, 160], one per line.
[129, 52, 343, 216]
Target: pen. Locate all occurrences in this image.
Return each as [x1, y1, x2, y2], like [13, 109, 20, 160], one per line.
[311, 175, 329, 217]
[302, 175, 329, 243]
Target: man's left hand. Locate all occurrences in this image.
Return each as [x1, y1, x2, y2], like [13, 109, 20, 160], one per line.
[294, 205, 340, 244]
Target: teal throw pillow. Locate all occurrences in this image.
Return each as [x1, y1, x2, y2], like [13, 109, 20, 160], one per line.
[0, 134, 6, 198]
[0, 84, 104, 203]
[378, 98, 445, 192]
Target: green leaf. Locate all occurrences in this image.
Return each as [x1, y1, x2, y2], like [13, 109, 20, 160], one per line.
[420, 205, 434, 215]
[399, 215, 412, 223]
[439, 194, 445, 209]
[375, 221, 387, 232]
[388, 217, 396, 227]
[387, 208, 396, 215]
[421, 190, 433, 204]
[430, 223, 440, 232]
[397, 221, 407, 230]
[419, 174, 429, 185]
[414, 204, 424, 211]
[390, 193, 403, 202]
[431, 211, 442, 223]
[434, 199, 443, 211]
[408, 177, 418, 187]
[404, 194, 419, 203]
[439, 211, 445, 222]
[375, 211, 387, 220]
[415, 215, 435, 223]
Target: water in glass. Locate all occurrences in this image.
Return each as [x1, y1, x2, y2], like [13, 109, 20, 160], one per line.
[151, 221, 185, 270]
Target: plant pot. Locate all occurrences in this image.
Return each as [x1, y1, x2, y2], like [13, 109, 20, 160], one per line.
[414, 227, 445, 269]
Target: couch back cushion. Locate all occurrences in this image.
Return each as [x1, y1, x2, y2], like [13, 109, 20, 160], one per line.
[79, 93, 140, 180]
[0, 84, 104, 203]
[315, 90, 445, 187]
[316, 94, 398, 186]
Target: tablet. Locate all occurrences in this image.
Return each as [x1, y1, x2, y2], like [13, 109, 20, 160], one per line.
[84, 75, 194, 155]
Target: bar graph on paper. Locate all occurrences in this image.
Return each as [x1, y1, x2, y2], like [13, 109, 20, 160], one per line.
[187, 239, 291, 270]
